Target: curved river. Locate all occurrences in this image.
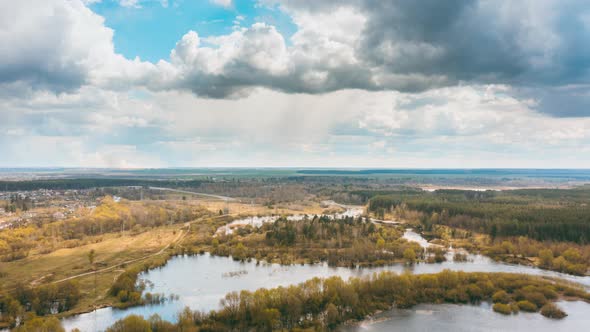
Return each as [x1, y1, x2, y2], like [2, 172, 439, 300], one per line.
[61, 221, 590, 331]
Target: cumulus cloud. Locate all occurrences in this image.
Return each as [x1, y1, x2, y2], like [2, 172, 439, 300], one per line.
[3, 0, 590, 107]
[161, 24, 290, 97]
[0, 0, 105, 92]
[0, 0, 157, 96]
[127, 0, 590, 117]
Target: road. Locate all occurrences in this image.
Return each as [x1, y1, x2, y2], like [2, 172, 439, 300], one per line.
[148, 186, 236, 201]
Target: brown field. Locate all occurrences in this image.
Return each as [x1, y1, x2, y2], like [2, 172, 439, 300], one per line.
[1, 225, 183, 312]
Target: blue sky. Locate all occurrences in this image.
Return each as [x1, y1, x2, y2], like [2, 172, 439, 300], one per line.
[90, 0, 297, 62]
[1, 0, 590, 168]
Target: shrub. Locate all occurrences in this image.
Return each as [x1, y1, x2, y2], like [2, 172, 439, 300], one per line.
[106, 314, 152, 332]
[565, 263, 587, 276]
[493, 303, 512, 315]
[538, 249, 553, 268]
[540, 303, 567, 319]
[492, 290, 511, 304]
[524, 292, 547, 307]
[539, 287, 558, 300]
[403, 248, 416, 264]
[516, 300, 537, 312]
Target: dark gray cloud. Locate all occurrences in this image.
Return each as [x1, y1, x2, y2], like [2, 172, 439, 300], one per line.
[0, 64, 87, 93]
[359, 0, 590, 85]
[270, 0, 590, 115]
[517, 85, 590, 117]
[2, 0, 590, 117]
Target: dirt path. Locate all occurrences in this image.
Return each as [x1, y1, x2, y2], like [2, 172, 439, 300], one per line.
[47, 213, 238, 285]
[148, 186, 236, 201]
[49, 227, 187, 285]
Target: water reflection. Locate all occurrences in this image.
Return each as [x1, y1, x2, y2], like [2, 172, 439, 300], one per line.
[62, 250, 590, 331]
[216, 206, 365, 235]
[340, 301, 590, 332]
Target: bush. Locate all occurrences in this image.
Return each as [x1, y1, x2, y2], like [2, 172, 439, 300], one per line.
[403, 248, 416, 264]
[13, 317, 65, 332]
[540, 303, 567, 319]
[565, 263, 588, 276]
[539, 287, 558, 300]
[492, 290, 511, 304]
[516, 300, 537, 312]
[524, 292, 547, 307]
[106, 314, 152, 332]
[493, 303, 513, 315]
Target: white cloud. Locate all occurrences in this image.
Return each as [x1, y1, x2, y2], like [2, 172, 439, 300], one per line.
[211, 0, 232, 8]
[0, 0, 155, 95]
[359, 85, 590, 151]
[1, 85, 590, 167]
[119, 0, 141, 8]
[5, 0, 590, 106]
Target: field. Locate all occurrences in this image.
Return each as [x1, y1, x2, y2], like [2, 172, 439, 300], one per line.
[1, 225, 182, 314]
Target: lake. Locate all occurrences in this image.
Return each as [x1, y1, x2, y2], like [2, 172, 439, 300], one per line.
[62, 243, 590, 331]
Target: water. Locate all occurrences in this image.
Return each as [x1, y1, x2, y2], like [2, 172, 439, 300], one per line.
[61, 230, 590, 331]
[340, 301, 590, 332]
[403, 229, 432, 248]
[216, 206, 365, 235]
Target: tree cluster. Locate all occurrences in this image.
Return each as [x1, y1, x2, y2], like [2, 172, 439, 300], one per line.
[101, 271, 587, 331]
[0, 197, 211, 261]
[0, 281, 80, 327]
[210, 216, 426, 267]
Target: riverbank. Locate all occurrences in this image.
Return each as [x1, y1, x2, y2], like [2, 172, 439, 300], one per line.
[65, 269, 590, 331]
[60, 249, 590, 331]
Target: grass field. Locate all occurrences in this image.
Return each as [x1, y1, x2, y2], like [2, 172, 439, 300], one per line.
[1, 225, 183, 314]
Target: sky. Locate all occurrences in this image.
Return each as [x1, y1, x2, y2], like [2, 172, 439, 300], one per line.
[1, 0, 590, 168]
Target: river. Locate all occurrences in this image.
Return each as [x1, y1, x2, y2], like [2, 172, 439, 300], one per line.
[340, 301, 590, 332]
[60, 214, 590, 331]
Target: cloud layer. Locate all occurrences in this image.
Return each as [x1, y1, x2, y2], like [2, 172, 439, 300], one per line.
[1, 0, 589, 167]
[6, 1, 590, 95]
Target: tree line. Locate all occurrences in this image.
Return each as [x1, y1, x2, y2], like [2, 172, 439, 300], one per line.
[0, 179, 206, 192]
[367, 188, 590, 243]
[90, 271, 590, 331]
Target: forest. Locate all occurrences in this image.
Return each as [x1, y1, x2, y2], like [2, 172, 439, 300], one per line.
[367, 188, 590, 243]
[0, 179, 206, 192]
